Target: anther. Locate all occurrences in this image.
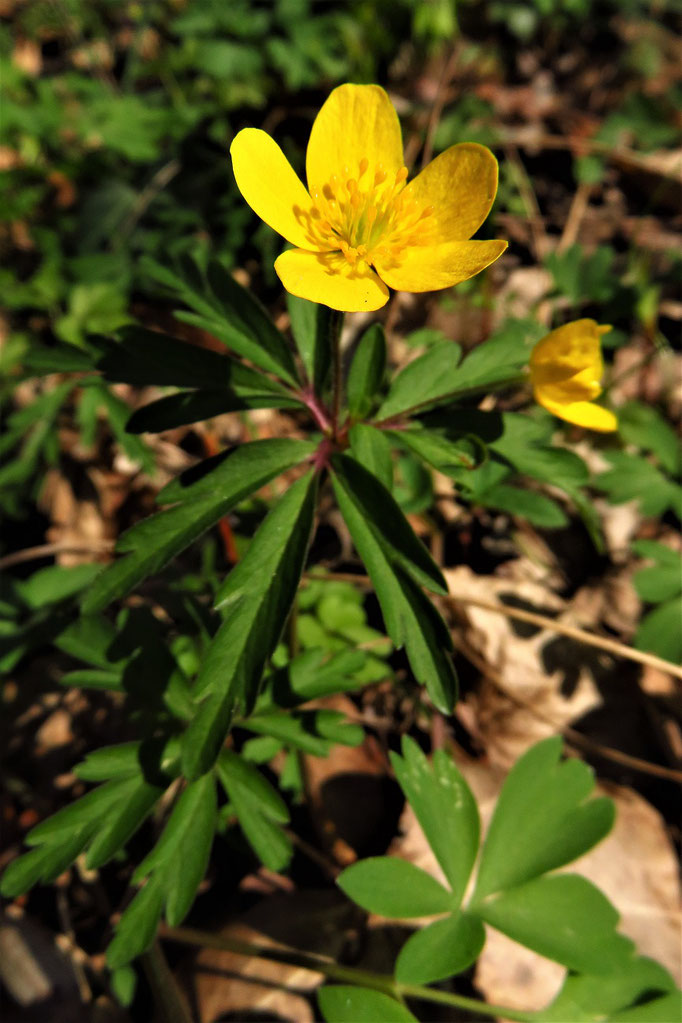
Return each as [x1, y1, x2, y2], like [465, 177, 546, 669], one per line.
[323, 184, 334, 200]
[419, 205, 435, 219]
[358, 157, 369, 177]
[395, 166, 408, 185]
[374, 166, 387, 186]
[346, 178, 357, 194]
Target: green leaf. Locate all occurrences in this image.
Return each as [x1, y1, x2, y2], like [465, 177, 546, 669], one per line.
[245, 710, 362, 755]
[23, 344, 96, 374]
[611, 992, 682, 1021]
[349, 424, 393, 490]
[390, 425, 486, 478]
[107, 773, 217, 962]
[143, 257, 299, 384]
[395, 912, 485, 985]
[473, 737, 614, 900]
[445, 325, 533, 392]
[1, 833, 91, 897]
[375, 340, 462, 421]
[618, 402, 680, 475]
[347, 323, 386, 419]
[596, 452, 682, 519]
[635, 598, 682, 663]
[16, 564, 102, 609]
[538, 956, 679, 1022]
[331, 455, 446, 595]
[337, 858, 453, 918]
[53, 614, 119, 668]
[479, 484, 568, 528]
[332, 470, 456, 713]
[230, 792, 292, 870]
[474, 874, 633, 973]
[216, 752, 292, 872]
[157, 437, 313, 505]
[259, 648, 367, 709]
[633, 564, 682, 603]
[216, 750, 289, 823]
[127, 387, 302, 433]
[106, 877, 165, 968]
[1, 776, 148, 897]
[286, 292, 331, 391]
[181, 472, 318, 778]
[110, 964, 137, 1008]
[82, 439, 314, 613]
[631, 540, 681, 568]
[97, 327, 290, 395]
[491, 413, 589, 490]
[86, 779, 165, 869]
[390, 738, 478, 905]
[74, 742, 143, 781]
[59, 668, 123, 690]
[319, 986, 418, 1023]
[26, 777, 140, 845]
[632, 542, 681, 603]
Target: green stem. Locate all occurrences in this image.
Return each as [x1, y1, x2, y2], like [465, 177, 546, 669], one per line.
[329, 310, 344, 439]
[140, 940, 194, 1023]
[159, 925, 532, 1022]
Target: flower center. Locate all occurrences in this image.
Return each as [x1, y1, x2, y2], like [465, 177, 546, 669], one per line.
[299, 158, 435, 271]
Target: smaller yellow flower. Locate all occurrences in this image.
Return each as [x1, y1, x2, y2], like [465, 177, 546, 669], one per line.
[530, 319, 617, 432]
[230, 83, 507, 312]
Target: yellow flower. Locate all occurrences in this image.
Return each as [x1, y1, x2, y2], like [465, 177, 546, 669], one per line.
[230, 83, 507, 312]
[530, 319, 618, 432]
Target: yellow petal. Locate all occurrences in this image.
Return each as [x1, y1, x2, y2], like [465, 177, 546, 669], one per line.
[530, 319, 603, 372]
[536, 392, 618, 432]
[230, 128, 317, 249]
[275, 248, 389, 312]
[400, 143, 500, 243]
[306, 84, 403, 195]
[374, 239, 507, 293]
[534, 365, 603, 403]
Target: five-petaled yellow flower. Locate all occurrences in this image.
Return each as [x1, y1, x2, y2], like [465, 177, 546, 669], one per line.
[530, 319, 618, 432]
[230, 83, 507, 312]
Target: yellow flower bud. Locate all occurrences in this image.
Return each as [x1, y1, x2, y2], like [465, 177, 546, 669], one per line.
[529, 320, 618, 432]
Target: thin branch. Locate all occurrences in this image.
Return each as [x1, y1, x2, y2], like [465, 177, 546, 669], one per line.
[421, 46, 460, 169]
[0, 541, 115, 570]
[504, 144, 550, 260]
[159, 924, 530, 1021]
[498, 129, 682, 186]
[450, 633, 682, 784]
[449, 592, 682, 681]
[558, 180, 593, 252]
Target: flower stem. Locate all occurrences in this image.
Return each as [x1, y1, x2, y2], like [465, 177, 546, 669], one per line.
[159, 924, 531, 1022]
[329, 309, 344, 439]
